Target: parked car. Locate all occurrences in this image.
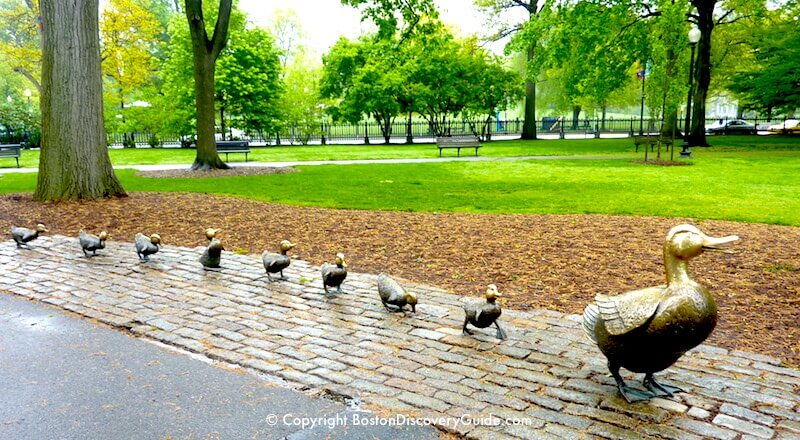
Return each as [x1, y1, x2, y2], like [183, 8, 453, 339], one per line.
[767, 119, 800, 135]
[704, 119, 757, 135]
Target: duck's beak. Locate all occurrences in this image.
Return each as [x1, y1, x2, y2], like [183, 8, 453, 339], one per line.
[702, 234, 739, 253]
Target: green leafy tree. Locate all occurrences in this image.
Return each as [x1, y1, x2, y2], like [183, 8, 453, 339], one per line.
[0, 0, 41, 91]
[727, 12, 799, 116]
[159, 5, 282, 143]
[183, 0, 232, 170]
[460, 51, 523, 140]
[279, 53, 324, 145]
[478, 0, 550, 139]
[341, 0, 437, 39]
[322, 37, 406, 143]
[101, 0, 162, 147]
[216, 26, 281, 139]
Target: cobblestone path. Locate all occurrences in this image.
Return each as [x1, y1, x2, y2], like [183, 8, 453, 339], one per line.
[1, 237, 798, 440]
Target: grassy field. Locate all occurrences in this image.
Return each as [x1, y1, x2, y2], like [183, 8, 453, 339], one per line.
[2, 136, 799, 226]
[7, 135, 799, 168]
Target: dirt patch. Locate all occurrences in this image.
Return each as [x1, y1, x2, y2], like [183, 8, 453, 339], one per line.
[631, 160, 693, 166]
[2, 192, 798, 367]
[136, 166, 297, 178]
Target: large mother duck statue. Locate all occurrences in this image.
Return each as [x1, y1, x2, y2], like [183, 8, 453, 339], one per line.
[583, 224, 738, 403]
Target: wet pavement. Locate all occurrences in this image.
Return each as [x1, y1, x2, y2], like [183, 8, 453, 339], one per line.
[1, 236, 799, 440]
[0, 291, 438, 439]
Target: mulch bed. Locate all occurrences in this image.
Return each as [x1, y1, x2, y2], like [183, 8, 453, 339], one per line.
[2, 192, 798, 367]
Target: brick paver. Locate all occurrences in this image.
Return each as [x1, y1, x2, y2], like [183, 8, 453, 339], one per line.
[2, 236, 798, 439]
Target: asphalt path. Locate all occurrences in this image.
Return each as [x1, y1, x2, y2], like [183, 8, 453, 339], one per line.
[0, 292, 439, 440]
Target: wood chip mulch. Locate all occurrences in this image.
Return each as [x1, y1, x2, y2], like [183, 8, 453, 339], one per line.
[2, 192, 798, 367]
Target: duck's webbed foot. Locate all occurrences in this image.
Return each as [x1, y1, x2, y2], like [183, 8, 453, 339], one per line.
[336, 285, 343, 294]
[495, 321, 507, 340]
[462, 321, 473, 336]
[280, 270, 287, 280]
[610, 362, 653, 403]
[643, 374, 683, 397]
[265, 273, 275, 282]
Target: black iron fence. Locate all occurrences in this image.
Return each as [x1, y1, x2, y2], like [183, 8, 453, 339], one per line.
[2, 116, 794, 148]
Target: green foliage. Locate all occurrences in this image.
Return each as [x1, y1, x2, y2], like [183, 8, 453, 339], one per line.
[644, 0, 690, 124]
[0, 0, 40, 88]
[157, 5, 282, 137]
[340, 0, 437, 39]
[728, 14, 800, 115]
[217, 26, 282, 136]
[279, 53, 324, 144]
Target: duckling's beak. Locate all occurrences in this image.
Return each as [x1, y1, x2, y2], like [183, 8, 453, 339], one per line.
[702, 234, 739, 253]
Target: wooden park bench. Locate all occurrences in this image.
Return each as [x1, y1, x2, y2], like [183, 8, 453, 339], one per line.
[435, 135, 481, 157]
[632, 135, 673, 153]
[216, 140, 250, 162]
[0, 144, 22, 167]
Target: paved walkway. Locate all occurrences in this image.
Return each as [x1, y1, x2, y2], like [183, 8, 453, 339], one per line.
[2, 236, 799, 440]
[0, 292, 438, 439]
[0, 153, 633, 174]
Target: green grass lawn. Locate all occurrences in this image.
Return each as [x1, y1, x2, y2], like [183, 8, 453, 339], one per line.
[8, 138, 636, 168]
[3, 139, 799, 225]
[6, 134, 799, 169]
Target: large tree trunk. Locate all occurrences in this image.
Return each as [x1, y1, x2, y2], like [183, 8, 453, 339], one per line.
[521, 45, 537, 140]
[185, 0, 232, 170]
[689, 0, 716, 147]
[35, 0, 125, 201]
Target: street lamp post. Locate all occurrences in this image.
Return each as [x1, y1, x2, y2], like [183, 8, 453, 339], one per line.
[680, 26, 702, 158]
[24, 88, 31, 106]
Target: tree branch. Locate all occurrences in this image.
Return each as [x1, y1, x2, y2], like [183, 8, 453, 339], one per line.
[12, 66, 41, 92]
[209, 0, 232, 60]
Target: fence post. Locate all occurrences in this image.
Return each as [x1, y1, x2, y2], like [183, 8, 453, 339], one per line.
[594, 122, 600, 138]
[559, 122, 565, 140]
[406, 114, 413, 144]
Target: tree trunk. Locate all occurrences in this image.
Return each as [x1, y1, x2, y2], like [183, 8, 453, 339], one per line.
[35, 0, 125, 201]
[571, 105, 581, 129]
[520, 45, 537, 140]
[689, 0, 716, 147]
[185, 0, 232, 170]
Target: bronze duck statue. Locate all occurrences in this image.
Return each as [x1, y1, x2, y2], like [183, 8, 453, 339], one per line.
[582, 224, 738, 403]
[377, 273, 417, 313]
[79, 230, 108, 257]
[199, 229, 223, 269]
[135, 233, 161, 262]
[10, 224, 48, 248]
[321, 253, 347, 294]
[262, 240, 296, 281]
[462, 284, 506, 340]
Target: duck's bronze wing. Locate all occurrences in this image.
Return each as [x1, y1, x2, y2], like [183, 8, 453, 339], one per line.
[594, 286, 666, 336]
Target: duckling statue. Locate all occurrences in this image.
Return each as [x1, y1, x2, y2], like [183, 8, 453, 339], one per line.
[377, 273, 417, 313]
[262, 240, 296, 281]
[582, 224, 738, 403]
[135, 233, 161, 262]
[79, 230, 108, 257]
[199, 229, 223, 269]
[462, 284, 506, 340]
[321, 253, 347, 294]
[10, 224, 48, 248]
